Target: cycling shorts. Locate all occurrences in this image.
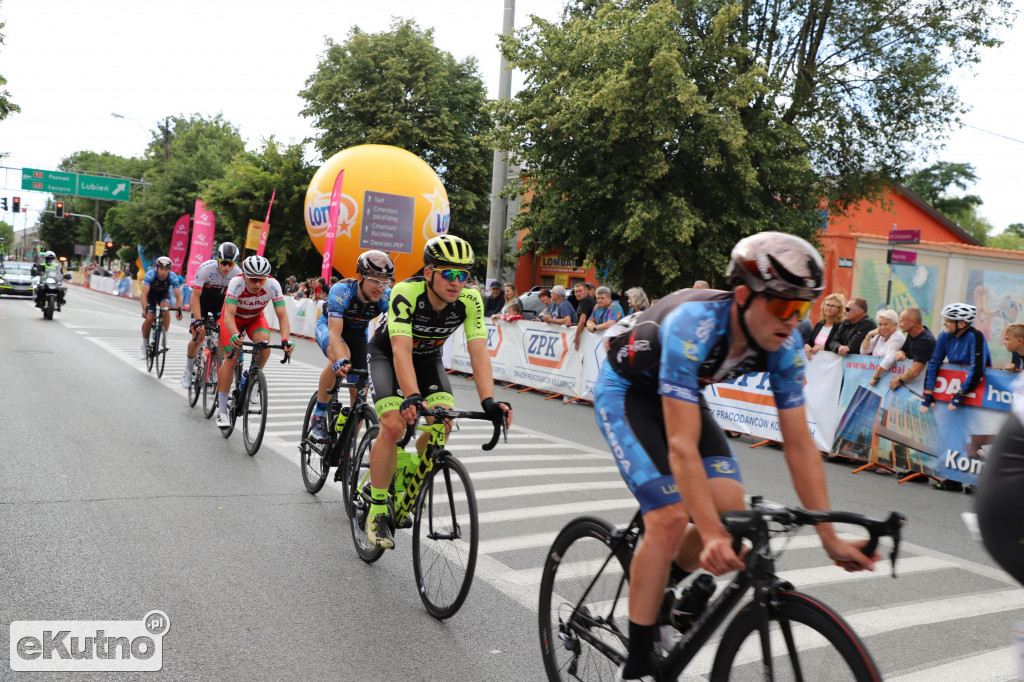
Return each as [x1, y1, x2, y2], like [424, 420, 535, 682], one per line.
[219, 312, 270, 354]
[367, 339, 452, 418]
[593, 361, 742, 514]
[146, 289, 173, 308]
[315, 319, 369, 372]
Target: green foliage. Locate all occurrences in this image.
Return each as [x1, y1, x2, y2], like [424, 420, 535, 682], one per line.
[987, 230, 1024, 251]
[1006, 223, 1024, 238]
[905, 161, 990, 243]
[117, 246, 136, 264]
[0, 219, 13, 247]
[299, 19, 493, 271]
[0, 9, 20, 126]
[38, 199, 88, 260]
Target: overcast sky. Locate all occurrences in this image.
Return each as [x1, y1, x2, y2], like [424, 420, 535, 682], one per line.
[1, 0, 1021, 233]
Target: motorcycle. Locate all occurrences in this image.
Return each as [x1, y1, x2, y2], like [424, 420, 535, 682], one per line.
[33, 268, 71, 320]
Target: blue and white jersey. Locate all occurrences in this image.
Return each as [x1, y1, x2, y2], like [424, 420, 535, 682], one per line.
[603, 288, 807, 410]
[143, 268, 182, 293]
[322, 278, 391, 330]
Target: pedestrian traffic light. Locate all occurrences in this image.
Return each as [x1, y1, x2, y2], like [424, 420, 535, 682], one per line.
[1, 198, 7, 211]
[55, 201, 65, 218]
[12, 197, 20, 213]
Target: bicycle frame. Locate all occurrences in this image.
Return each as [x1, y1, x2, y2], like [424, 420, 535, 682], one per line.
[393, 421, 446, 527]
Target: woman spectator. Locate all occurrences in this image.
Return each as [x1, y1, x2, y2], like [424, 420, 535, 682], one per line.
[500, 283, 522, 315]
[861, 309, 906, 386]
[294, 281, 308, 299]
[805, 293, 846, 357]
[625, 287, 649, 315]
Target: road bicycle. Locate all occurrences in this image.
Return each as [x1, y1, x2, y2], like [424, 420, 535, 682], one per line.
[144, 306, 180, 378]
[538, 496, 905, 681]
[186, 313, 221, 417]
[220, 340, 291, 456]
[345, 405, 506, 619]
[298, 368, 377, 495]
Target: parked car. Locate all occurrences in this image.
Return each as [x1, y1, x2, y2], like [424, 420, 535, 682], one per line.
[0, 261, 36, 297]
[517, 289, 547, 320]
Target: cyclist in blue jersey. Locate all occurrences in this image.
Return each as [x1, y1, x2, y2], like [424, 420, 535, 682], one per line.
[921, 302, 991, 413]
[596, 232, 879, 682]
[309, 250, 395, 443]
[140, 256, 184, 360]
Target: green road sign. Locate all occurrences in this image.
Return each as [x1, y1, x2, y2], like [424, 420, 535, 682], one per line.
[20, 168, 131, 202]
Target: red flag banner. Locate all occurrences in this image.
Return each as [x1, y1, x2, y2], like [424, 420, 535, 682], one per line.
[185, 200, 216, 285]
[322, 171, 344, 281]
[257, 190, 275, 257]
[168, 214, 190, 275]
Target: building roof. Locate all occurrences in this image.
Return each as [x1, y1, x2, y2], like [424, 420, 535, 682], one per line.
[892, 183, 981, 246]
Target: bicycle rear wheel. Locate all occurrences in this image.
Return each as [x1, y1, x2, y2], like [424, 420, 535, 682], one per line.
[241, 368, 268, 456]
[709, 590, 881, 682]
[300, 392, 330, 494]
[146, 328, 156, 373]
[539, 517, 633, 682]
[155, 323, 167, 378]
[337, 404, 378, 514]
[412, 455, 478, 620]
[347, 425, 384, 563]
[202, 350, 219, 419]
[187, 354, 202, 407]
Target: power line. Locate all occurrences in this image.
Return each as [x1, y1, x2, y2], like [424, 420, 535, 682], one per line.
[962, 123, 1024, 145]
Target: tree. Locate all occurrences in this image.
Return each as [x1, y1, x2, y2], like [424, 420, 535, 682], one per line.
[0, 219, 13, 249]
[37, 199, 81, 260]
[493, 0, 1013, 292]
[905, 161, 988, 243]
[299, 19, 493, 271]
[0, 7, 20, 129]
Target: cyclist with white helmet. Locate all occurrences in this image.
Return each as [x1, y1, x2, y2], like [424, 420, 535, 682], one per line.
[596, 232, 878, 682]
[140, 256, 184, 360]
[308, 250, 395, 443]
[215, 255, 294, 429]
[362, 234, 512, 549]
[180, 242, 242, 388]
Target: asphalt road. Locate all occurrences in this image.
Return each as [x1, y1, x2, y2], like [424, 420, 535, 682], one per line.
[1, 285, 1022, 681]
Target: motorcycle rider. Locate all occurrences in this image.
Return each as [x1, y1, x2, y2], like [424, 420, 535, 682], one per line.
[33, 251, 66, 310]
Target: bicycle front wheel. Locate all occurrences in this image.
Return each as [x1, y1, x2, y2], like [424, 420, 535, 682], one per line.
[300, 392, 330, 494]
[241, 368, 268, 456]
[709, 590, 881, 682]
[539, 517, 632, 682]
[347, 425, 384, 564]
[155, 324, 167, 378]
[187, 355, 202, 407]
[412, 455, 478, 620]
[146, 329, 156, 373]
[202, 351, 219, 419]
[337, 405, 378, 512]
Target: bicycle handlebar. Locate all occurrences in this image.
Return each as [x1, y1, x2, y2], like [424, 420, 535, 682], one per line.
[226, 340, 292, 364]
[722, 496, 905, 577]
[327, 368, 369, 394]
[398, 405, 508, 452]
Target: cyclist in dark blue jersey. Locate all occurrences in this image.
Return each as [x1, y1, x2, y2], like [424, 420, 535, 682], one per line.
[309, 250, 395, 443]
[139, 256, 184, 360]
[596, 232, 879, 682]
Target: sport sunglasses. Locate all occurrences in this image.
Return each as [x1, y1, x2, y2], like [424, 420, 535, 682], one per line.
[437, 268, 470, 283]
[218, 259, 235, 267]
[764, 296, 813, 321]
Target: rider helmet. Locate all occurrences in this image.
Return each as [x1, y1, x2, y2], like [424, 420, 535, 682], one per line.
[356, 250, 395, 277]
[216, 242, 240, 262]
[726, 232, 824, 301]
[941, 303, 976, 324]
[154, 256, 173, 268]
[423, 235, 474, 269]
[43, 251, 56, 264]
[241, 255, 272, 278]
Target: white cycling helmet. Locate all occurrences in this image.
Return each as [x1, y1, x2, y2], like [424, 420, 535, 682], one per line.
[154, 256, 173, 268]
[241, 255, 271, 278]
[216, 242, 240, 262]
[941, 303, 976, 324]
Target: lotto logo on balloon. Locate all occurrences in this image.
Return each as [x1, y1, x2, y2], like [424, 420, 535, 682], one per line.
[304, 144, 451, 282]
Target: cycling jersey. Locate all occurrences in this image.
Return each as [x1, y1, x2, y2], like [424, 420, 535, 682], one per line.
[192, 259, 242, 317]
[143, 268, 182, 305]
[324, 278, 391, 329]
[370, 277, 486, 357]
[224, 276, 285, 319]
[924, 327, 991, 394]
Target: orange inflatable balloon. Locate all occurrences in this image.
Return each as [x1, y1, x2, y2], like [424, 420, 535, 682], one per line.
[304, 144, 451, 281]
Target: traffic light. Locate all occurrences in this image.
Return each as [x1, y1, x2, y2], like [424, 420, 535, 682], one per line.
[55, 201, 65, 218]
[1, 198, 7, 211]
[12, 197, 20, 213]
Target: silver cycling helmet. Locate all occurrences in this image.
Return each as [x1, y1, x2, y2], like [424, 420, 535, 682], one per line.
[241, 255, 271, 278]
[356, 250, 395, 277]
[941, 303, 976, 324]
[154, 256, 173, 268]
[726, 232, 824, 301]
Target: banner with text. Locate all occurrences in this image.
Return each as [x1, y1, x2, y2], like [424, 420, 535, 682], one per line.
[258, 190, 275, 256]
[245, 220, 263, 250]
[185, 200, 215, 286]
[168, 214, 190, 275]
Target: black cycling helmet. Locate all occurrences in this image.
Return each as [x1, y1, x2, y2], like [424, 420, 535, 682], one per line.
[216, 242, 240, 262]
[424, 235, 474, 269]
[356, 250, 395, 277]
[726, 232, 824, 301]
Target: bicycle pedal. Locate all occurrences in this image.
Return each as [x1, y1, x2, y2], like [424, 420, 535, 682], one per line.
[395, 516, 413, 530]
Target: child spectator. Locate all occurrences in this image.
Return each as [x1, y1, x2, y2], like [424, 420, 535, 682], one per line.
[499, 301, 523, 322]
[1002, 323, 1024, 371]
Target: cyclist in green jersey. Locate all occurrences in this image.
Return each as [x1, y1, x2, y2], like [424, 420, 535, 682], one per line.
[364, 234, 513, 549]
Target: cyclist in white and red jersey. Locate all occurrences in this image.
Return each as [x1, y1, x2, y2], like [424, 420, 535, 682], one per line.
[215, 255, 293, 429]
[180, 242, 242, 388]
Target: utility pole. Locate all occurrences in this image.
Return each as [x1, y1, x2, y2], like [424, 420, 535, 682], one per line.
[486, 0, 515, 284]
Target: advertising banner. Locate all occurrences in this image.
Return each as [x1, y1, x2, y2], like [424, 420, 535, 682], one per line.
[322, 171, 345, 281]
[168, 214, 190, 275]
[245, 220, 263, 250]
[185, 200, 215, 286]
[258, 190, 275, 257]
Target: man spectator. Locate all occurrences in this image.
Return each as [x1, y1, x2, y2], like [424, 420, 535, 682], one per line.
[827, 297, 876, 356]
[587, 286, 625, 332]
[889, 307, 936, 391]
[484, 281, 505, 317]
[573, 282, 597, 350]
[693, 280, 710, 289]
[284, 275, 299, 295]
[540, 285, 577, 326]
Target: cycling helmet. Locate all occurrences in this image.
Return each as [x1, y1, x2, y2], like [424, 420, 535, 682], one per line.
[216, 242, 240, 262]
[726, 232, 824, 301]
[43, 251, 56, 263]
[356, 250, 395, 277]
[154, 256, 173, 268]
[424, 235, 474, 269]
[941, 303, 976, 324]
[241, 255, 271, 278]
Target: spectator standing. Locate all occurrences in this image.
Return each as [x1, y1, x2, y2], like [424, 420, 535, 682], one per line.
[484, 281, 505, 317]
[587, 286, 625, 332]
[294, 281, 308, 299]
[573, 282, 596, 350]
[827, 297, 876, 356]
[693, 280, 710, 289]
[889, 307, 936, 390]
[861, 309, 906, 386]
[500, 283, 522, 315]
[1001, 323, 1024, 371]
[804, 293, 846, 354]
[540, 285, 577, 326]
[537, 289, 556, 319]
[625, 287, 649, 315]
[285, 275, 299, 295]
